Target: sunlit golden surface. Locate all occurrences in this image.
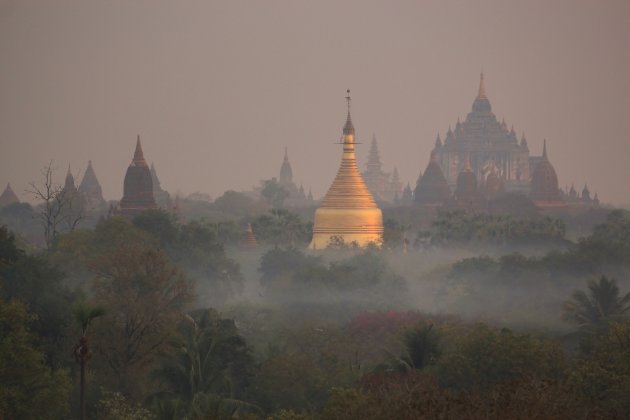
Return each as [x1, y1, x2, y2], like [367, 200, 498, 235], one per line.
[309, 124, 383, 249]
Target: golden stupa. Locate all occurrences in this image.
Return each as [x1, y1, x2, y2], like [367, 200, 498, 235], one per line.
[309, 91, 384, 249]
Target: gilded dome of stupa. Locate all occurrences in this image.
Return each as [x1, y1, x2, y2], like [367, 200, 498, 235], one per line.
[309, 91, 383, 249]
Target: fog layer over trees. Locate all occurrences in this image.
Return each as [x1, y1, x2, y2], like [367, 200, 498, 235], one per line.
[1, 204, 630, 418]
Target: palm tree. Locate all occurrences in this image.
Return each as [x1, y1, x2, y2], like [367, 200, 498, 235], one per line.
[563, 276, 630, 332]
[150, 309, 261, 419]
[72, 299, 105, 420]
[381, 324, 441, 373]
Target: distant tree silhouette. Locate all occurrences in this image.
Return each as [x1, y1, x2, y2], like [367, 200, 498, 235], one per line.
[563, 276, 630, 332]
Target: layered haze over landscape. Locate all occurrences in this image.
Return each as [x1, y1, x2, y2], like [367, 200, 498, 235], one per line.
[1, 0, 629, 205]
[2, 2, 630, 419]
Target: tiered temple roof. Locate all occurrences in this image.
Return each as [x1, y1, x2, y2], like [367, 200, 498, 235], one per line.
[119, 136, 157, 217]
[434, 73, 530, 192]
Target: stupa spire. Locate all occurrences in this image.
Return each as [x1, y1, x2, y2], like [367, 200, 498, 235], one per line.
[477, 72, 487, 100]
[542, 139, 548, 160]
[343, 89, 355, 136]
[310, 92, 383, 249]
[133, 135, 147, 166]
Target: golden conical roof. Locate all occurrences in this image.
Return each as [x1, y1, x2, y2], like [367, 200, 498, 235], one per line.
[320, 92, 378, 210]
[310, 92, 383, 249]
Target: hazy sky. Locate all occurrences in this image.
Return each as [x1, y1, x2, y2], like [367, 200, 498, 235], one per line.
[1, 0, 629, 205]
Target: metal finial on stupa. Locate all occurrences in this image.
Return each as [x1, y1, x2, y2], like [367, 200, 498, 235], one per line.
[478, 72, 487, 100]
[343, 89, 355, 136]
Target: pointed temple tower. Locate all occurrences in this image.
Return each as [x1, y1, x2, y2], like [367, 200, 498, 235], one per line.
[309, 91, 383, 249]
[433, 73, 530, 193]
[119, 135, 157, 217]
[0, 183, 20, 207]
[362, 135, 402, 203]
[530, 140, 565, 209]
[60, 166, 86, 225]
[414, 151, 451, 207]
[276, 148, 309, 206]
[279, 147, 293, 186]
[63, 166, 78, 196]
[78, 160, 106, 208]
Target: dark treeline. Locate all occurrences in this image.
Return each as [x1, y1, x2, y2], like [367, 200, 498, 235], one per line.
[1, 208, 629, 419]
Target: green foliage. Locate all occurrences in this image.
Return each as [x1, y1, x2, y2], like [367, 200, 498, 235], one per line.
[424, 210, 566, 246]
[0, 225, 22, 265]
[54, 215, 244, 305]
[96, 390, 155, 420]
[150, 309, 258, 419]
[252, 209, 312, 246]
[259, 247, 321, 286]
[435, 324, 565, 390]
[382, 218, 410, 249]
[267, 409, 311, 419]
[563, 276, 630, 329]
[72, 299, 106, 335]
[258, 247, 406, 302]
[251, 321, 358, 414]
[323, 373, 611, 420]
[261, 178, 289, 208]
[0, 225, 78, 365]
[320, 388, 367, 420]
[445, 211, 630, 325]
[577, 209, 630, 264]
[133, 209, 179, 247]
[206, 220, 245, 245]
[569, 321, 630, 416]
[402, 324, 441, 370]
[91, 244, 193, 399]
[130, 215, 245, 305]
[0, 299, 72, 419]
[214, 190, 268, 219]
